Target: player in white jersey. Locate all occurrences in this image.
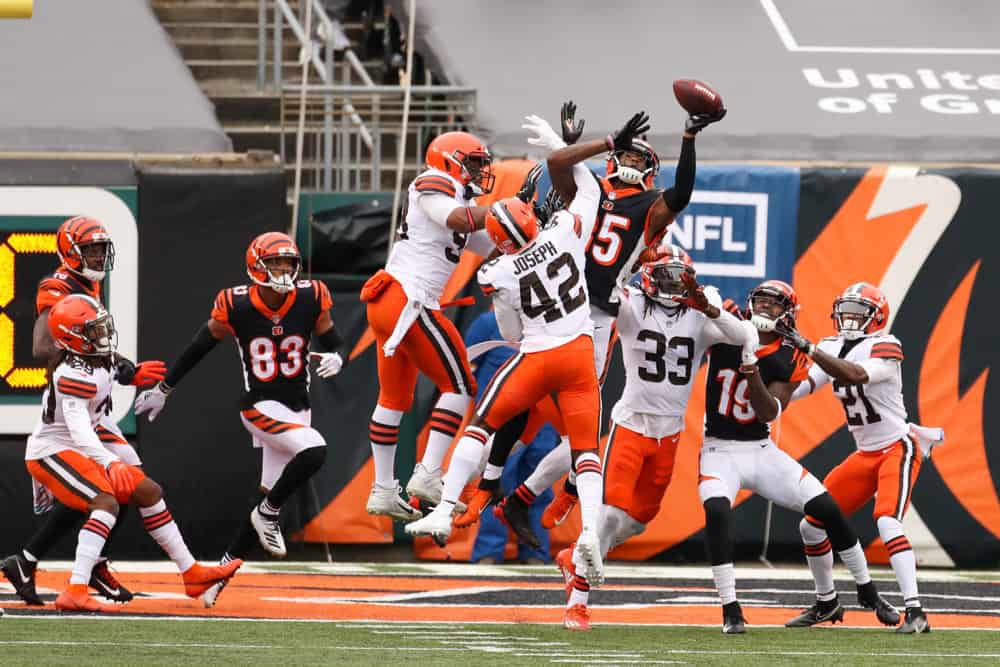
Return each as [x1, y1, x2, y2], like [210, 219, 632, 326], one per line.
[555, 244, 754, 631]
[362, 131, 499, 521]
[24, 295, 242, 611]
[407, 149, 610, 587]
[778, 282, 942, 634]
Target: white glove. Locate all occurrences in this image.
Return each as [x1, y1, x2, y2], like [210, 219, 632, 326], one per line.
[522, 114, 567, 151]
[310, 351, 344, 378]
[134, 383, 169, 422]
[740, 320, 759, 367]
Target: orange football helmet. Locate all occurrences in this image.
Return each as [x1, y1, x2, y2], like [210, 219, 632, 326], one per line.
[425, 131, 495, 195]
[485, 198, 539, 255]
[748, 279, 800, 329]
[48, 294, 116, 356]
[833, 282, 889, 340]
[56, 216, 115, 281]
[640, 244, 694, 305]
[606, 138, 660, 190]
[246, 232, 301, 293]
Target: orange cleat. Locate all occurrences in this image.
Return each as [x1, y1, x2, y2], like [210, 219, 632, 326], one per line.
[542, 489, 578, 529]
[55, 583, 118, 613]
[454, 488, 501, 528]
[182, 559, 244, 598]
[555, 545, 576, 602]
[563, 603, 591, 631]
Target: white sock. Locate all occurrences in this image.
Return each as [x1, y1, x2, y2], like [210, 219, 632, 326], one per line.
[259, 498, 280, 518]
[370, 404, 403, 487]
[711, 563, 737, 605]
[574, 452, 603, 532]
[140, 500, 196, 573]
[837, 541, 871, 585]
[522, 437, 571, 495]
[438, 426, 489, 512]
[878, 516, 920, 608]
[71, 510, 116, 585]
[422, 393, 469, 471]
[483, 463, 503, 481]
[800, 518, 837, 601]
[568, 575, 590, 607]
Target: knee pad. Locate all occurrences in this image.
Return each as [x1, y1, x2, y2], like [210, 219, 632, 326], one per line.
[799, 516, 828, 544]
[804, 492, 854, 551]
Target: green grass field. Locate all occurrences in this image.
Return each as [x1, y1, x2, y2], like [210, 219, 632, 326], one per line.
[3, 618, 999, 666]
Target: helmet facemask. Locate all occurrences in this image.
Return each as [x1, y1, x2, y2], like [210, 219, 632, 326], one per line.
[452, 150, 495, 196]
[644, 262, 693, 307]
[57, 307, 117, 356]
[607, 143, 658, 190]
[748, 290, 795, 332]
[258, 254, 301, 293]
[834, 298, 876, 340]
[76, 239, 115, 281]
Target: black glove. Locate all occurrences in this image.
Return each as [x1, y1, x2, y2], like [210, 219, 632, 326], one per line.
[516, 162, 544, 204]
[685, 108, 727, 135]
[561, 100, 585, 145]
[774, 320, 815, 355]
[114, 355, 137, 386]
[607, 111, 651, 152]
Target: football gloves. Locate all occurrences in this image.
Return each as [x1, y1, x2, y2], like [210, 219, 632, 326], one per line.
[560, 100, 585, 145]
[114, 357, 166, 387]
[607, 111, 651, 152]
[516, 162, 544, 204]
[134, 382, 170, 422]
[685, 108, 727, 135]
[311, 352, 344, 378]
[775, 321, 816, 355]
[671, 272, 711, 311]
[523, 114, 566, 151]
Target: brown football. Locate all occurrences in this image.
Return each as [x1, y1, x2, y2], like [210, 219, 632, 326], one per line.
[672, 79, 724, 114]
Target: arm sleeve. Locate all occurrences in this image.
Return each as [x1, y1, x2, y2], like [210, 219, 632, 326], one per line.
[858, 357, 899, 384]
[464, 229, 496, 257]
[62, 399, 118, 467]
[661, 136, 696, 212]
[568, 164, 601, 240]
[702, 306, 751, 347]
[417, 193, 462, 228]
[493, 292, 523, 343]
[163, 323, 221, 388]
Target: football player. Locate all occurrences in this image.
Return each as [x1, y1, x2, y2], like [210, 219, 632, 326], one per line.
[2, 216, 166, 606]
[362, 131, 499, 521]
[25, 295, 241, 611]
[134, 232, 343, 606]
[406, 121, 625, 588]
[556, 245, 754, 631]
[779, 283, 939, 634]
[699, 281, 899, 633]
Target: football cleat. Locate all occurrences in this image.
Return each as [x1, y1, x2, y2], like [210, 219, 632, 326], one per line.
[541, 489, 578, 529]
[575, 528, 604, 588]
[405, 463, 443, 506]
[1, 553, 43, 606]
[182, 559, 243, 599]
[785, 598, 845, 627]
[495, 494, 540, 549]
[90, 560, 134, 603]
[55, 584, 118, 613]
[367, 481, 423, 522]
[722, 601, 746, 634]
[857, 582, 901, 626]
[404, 505, 453, 545]
[563, 603, 591, 631]
[201, 558, 236, 608]
[250, 506, 287, 558]
[555, 546, 576, 602]
[896, 606, 931, 634]
[454, 488, 502, 528]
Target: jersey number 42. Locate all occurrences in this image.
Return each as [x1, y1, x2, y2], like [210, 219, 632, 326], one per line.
[518, 253, 586, 323]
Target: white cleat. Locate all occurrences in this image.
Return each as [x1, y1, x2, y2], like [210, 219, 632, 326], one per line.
[404, 506, 453, 544]
[201, 559, 233, 608]
[575, 528, 604, 588]
[250, 506, 287, 558]
[406, 463, 443, 505]
[367, 481, 422, 522]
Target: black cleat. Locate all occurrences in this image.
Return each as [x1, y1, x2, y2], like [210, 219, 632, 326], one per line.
[722, 601, 747, 634]
[1, 554, 43, 606]
[495, 495, 541, 549]
[896, 606, 931, 634]
[785, 597, 845, 627]
[857, 581, 900, 626]
[90, 561, 134, 603]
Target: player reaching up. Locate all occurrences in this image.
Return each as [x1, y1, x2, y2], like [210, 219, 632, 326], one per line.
[25, 295, 241, 611]
[134, 232, 343, 606]
[556, 245, 754, 631]
[362, 132, 499, 521]
[779, 283, 941, 634]
[2, 216, 166, 606]
[698, 281, 899, 633]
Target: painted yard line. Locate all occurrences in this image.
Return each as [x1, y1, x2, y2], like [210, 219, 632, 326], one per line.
[0, 641, 279, 649]
[659, 649, 1000, 658]
[549, 661, 686, 665]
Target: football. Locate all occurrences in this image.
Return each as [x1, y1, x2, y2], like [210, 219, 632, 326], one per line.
[672, 79, 724, 115]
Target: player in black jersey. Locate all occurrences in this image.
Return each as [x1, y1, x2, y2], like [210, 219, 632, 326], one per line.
[135, 232, 345, 606]
[698, 280, 899, 634]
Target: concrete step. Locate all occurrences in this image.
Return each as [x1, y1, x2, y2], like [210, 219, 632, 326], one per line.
[160, 21, 295, 41]
[210, 92, 282, 124]
[187, 59, 301, 81]
[152, 2, 281, 24]
[176, 39, 300, 61]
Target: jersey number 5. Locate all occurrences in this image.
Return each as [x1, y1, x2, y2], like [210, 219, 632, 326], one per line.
[590, 213, 630, 266]
[248, 336, 306, 381]
[519, 253, 586, 323]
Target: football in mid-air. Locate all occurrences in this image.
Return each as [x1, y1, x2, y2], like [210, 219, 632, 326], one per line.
[672, 79, 724, 115]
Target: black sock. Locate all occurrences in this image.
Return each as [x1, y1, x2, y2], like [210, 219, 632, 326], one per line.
[265, 446, 327, 509]
[100, 504, 128, 559]
[25, 503, 83, 560]
[564, 478, 578, 497]
[703, 497, 734, 565]
[227, 492, 266, 559]
[804, 493, 856, 551]
[489, 411, 529, 468]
